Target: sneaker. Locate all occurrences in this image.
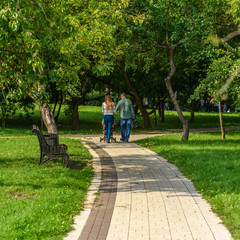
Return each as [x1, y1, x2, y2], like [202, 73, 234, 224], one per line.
[120, 138, 125, 141]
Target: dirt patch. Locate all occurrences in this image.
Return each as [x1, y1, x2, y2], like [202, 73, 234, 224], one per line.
[11, 191, 36, 200]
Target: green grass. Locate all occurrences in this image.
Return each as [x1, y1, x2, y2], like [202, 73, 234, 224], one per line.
[0, 105, 104, 136]
[135, 131, 240, 239]
[1, 105, 240, 238]
[0, 137, 94, 240]
[0, 105, 240, 136]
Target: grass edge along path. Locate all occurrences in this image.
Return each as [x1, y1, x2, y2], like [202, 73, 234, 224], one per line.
[135, 130, 240, 240]
[0, 137, 94, 240]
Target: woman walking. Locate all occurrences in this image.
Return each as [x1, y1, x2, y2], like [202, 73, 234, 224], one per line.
[102, 95, 115, 143]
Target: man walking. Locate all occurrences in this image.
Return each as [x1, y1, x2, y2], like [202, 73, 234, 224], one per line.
[115, 92, 136, 142]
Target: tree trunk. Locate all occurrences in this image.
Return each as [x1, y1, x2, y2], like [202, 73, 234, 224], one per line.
[219, 101, 225, 140]
[165, 48, 189, 141]
[190, 100, 195, 122]
[72, 97, 80, 130]
[1, 107, 6, 129]
[121, 60, 151, 128]
[52, 91, 59, 116]
[55, 91, 63, 124]
[154, 110, 157, 126]
[38, 103, 58, 133]
[71, 74, 85, 130]
[158, 96, 165, 122]
[28, 83, 57, 133]
[158, 91, 168, 122]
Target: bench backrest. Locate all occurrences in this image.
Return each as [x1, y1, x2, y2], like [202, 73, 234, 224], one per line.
[32, 124, 50, 153]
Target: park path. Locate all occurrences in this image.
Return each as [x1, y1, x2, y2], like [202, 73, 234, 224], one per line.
[64, 132, 233, 240]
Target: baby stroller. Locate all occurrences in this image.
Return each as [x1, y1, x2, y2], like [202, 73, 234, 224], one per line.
[100, 119, 117, 142]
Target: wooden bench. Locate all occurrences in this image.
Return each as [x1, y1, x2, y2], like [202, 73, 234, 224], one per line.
[32, 124, 69, 167]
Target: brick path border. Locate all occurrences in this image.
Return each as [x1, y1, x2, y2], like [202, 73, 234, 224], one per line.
[78, 143, 118, 240]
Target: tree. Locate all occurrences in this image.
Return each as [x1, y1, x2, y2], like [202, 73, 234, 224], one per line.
[0, 0, 129, 132]
[117, 0, 215, 140]
[193, 0, 240, 139]
[0, 0, 70, 132]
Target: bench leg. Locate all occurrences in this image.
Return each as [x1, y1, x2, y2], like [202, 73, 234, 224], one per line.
[62, 154, 69, 168]
[39, 152, 69, 168]
[39, 152, 46, 165]
[40, 157, 51, 165]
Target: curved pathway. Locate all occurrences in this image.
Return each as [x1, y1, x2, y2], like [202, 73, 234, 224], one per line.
[64, 133, 233, 240]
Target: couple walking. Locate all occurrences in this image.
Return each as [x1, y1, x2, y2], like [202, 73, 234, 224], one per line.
[102, 92, 136, 143]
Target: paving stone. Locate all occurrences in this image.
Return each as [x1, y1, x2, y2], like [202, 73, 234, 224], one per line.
[64, 135, 233, 240]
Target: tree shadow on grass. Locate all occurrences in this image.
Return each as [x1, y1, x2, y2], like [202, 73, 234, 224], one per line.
[66, 160, 88, 170]
[0, 181, 42, 190]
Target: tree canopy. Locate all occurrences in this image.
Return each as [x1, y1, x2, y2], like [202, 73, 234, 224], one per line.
[1, 0, 240, 138]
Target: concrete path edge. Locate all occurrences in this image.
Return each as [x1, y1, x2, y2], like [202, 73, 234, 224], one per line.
[63, 141, 102, 240]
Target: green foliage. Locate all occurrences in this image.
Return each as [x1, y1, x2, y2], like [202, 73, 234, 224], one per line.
[0, 137, 93, 239]
[0, 83, 35, 128]
[136, 131, 240, 239]
[0, 0, 128, 104]
[192, 46, 240, 107]
[192, 0, 240, 108]
[0, 0, 239, 127]
[228, 0, 240, 26]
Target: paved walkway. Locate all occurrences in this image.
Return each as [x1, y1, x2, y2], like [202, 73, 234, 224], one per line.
[64, 134, 233, 240]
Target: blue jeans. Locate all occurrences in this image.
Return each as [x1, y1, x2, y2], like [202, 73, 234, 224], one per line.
[104, 115, 114, 142]
[120, 118, 132, 142]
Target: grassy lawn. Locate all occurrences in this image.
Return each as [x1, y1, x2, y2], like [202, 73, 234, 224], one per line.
[0, 137, 94, 240]
[135, 131, 240, 239]
[0, 105, 240, 136]
[1, 106, 240, 239]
